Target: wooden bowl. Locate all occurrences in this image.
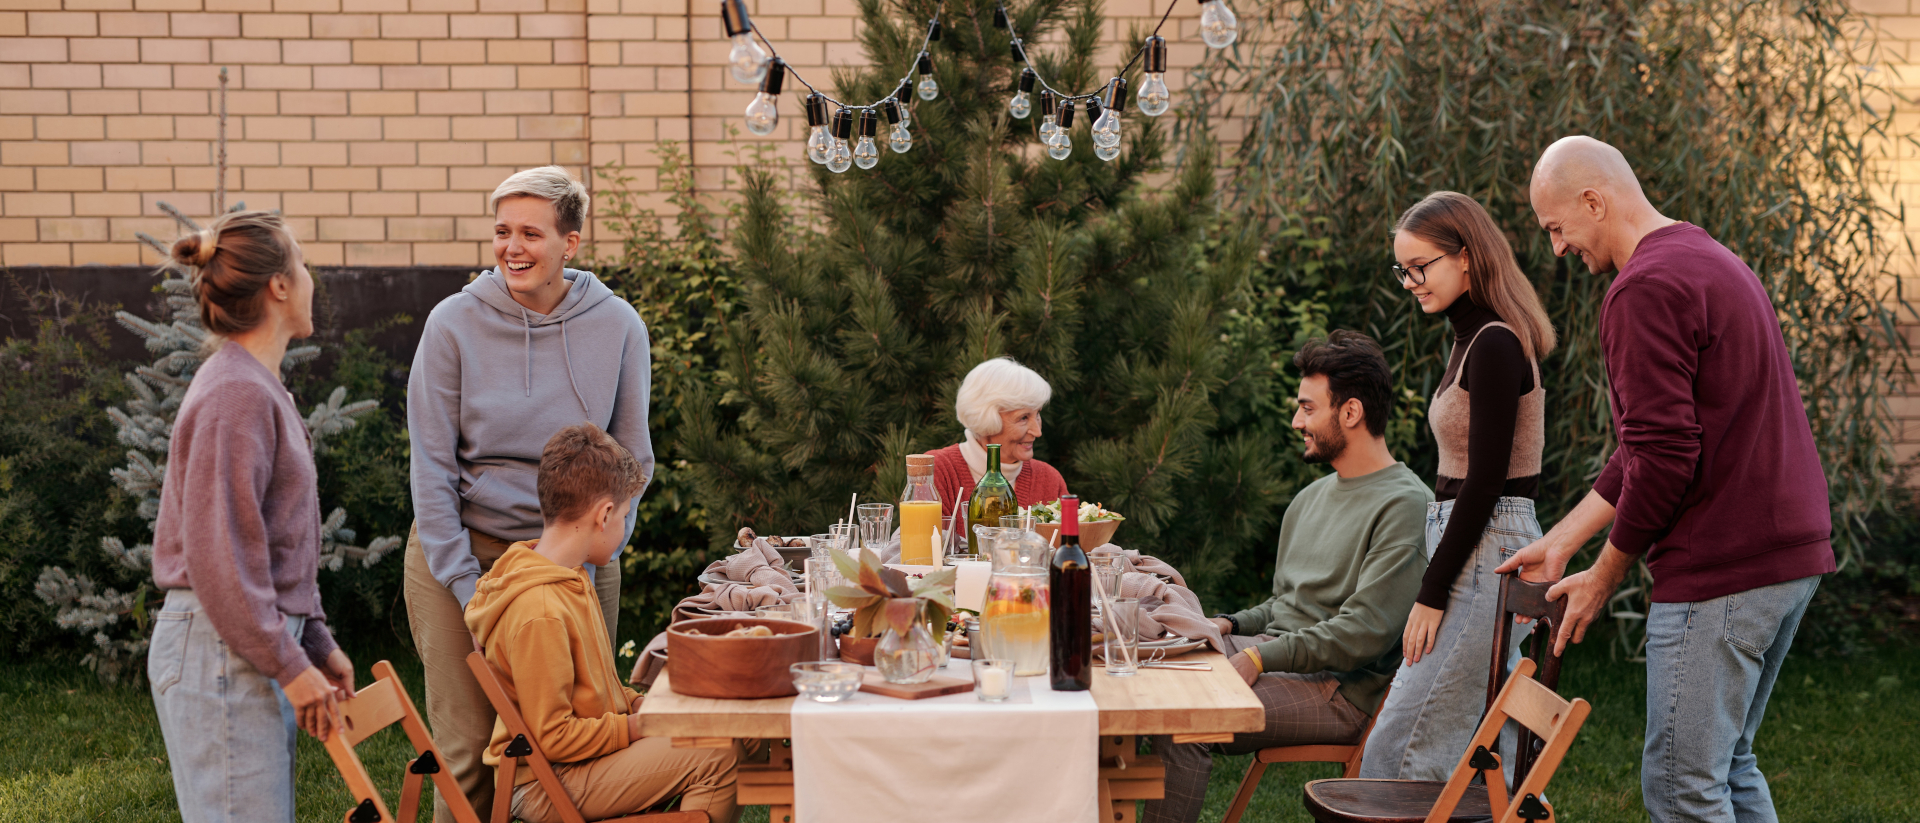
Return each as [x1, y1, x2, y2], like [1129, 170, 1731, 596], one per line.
[838, 634, 879, 666]
[1032, 520, 1121, 550]
[666, 617, 819, 699]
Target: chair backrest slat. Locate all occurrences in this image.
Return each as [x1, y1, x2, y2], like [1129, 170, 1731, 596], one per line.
[1421, 658, 1590, 823]
[1499, 675, 1572, 738]
[339, 676, 408, 747]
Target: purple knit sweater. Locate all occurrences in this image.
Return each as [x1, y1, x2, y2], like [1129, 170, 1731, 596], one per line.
[152, 342, 338, 686]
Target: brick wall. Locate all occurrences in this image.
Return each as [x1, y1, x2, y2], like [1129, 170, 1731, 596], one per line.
[0, 0, 1217, 267]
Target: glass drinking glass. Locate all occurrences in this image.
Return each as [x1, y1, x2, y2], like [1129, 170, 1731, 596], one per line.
[1092, 554, 1128, 611]
[857, 502, 895, 555]
[1104, 597, 1142, 677]
[972, 658, 1014, 702]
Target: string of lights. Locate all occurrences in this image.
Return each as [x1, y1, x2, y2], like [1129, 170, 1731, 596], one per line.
[720, 0, 1237, 171]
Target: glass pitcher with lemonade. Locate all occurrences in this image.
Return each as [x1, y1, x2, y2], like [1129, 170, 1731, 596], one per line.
[978, 525, 1050, 676]
[898, 454, 942, 565]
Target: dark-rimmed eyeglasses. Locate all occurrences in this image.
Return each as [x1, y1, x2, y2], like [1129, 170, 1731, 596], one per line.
[1391, 251, 1452, 286]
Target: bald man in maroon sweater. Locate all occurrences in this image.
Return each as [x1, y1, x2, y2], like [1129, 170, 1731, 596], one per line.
[1500, 136, 1832, 823]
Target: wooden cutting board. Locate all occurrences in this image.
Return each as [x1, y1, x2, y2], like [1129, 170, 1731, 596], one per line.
[858, 672, 973, 700]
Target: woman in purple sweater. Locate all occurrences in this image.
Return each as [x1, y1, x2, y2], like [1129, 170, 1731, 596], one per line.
[148, 211, 357, 823]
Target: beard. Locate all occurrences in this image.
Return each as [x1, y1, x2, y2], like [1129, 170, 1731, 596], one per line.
[1301, 422, 1348, 464]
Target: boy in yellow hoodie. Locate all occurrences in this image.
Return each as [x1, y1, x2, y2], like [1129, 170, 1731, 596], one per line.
[465, 423, 738, 823]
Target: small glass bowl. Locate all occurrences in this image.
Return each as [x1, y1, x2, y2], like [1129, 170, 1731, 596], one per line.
[790, 661, 863, 703]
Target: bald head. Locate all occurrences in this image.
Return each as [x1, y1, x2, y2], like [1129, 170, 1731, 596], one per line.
[1530, 136, 1643, 204]
[1528, 136, 1669, 275]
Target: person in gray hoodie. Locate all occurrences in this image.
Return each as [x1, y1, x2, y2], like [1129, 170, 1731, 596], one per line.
[404, 165, 652, 823]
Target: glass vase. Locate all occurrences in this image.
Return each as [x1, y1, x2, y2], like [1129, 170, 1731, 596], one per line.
[875, 623, 938, 684]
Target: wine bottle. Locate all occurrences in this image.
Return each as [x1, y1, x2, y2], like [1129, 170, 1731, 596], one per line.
[966, 443, 1016, 555]
[1049, 494, 1091, 690]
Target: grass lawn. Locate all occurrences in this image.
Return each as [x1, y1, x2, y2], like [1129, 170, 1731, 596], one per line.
[4, 639, 1913, 823]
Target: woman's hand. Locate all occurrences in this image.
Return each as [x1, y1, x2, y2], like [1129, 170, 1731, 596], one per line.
[1402, 603, 1444, 665]
[284, 665, 342, 741]
[322, 648, 356, 700]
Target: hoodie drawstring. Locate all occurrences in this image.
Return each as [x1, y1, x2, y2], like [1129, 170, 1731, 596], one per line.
[520, 307, 532, 398]
[561, 319, 591, 418]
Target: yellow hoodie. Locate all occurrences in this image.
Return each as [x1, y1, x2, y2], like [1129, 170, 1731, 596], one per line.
[465, 543, 638, 781]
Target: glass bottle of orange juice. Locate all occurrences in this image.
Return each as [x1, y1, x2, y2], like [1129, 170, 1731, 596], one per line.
[899, 454, 942, 565]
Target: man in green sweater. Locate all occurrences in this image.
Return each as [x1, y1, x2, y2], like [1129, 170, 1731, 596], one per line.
[1145, 331, 1431, 823]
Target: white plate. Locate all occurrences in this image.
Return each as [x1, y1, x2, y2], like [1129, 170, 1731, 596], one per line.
[1096, 637, 1206, 659]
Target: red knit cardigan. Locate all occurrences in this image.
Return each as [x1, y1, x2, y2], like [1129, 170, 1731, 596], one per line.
[928, 443, 1069, 518]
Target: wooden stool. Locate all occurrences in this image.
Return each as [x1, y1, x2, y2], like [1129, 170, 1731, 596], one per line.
[322, 660, 481, 823]
[1219, 685, 1389, 823]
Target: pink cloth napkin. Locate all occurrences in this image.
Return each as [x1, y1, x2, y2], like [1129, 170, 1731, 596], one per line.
[629, 539, 802, 688]
[1088, 545, 1224, 654]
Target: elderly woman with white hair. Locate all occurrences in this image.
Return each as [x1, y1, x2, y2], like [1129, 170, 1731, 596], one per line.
[931, 357, 1070, 517]
[404, 165, 653, 822]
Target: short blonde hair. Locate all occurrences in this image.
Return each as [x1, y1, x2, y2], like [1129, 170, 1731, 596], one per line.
[955, 357, 1052, 438]
[490, 165, 590, 235]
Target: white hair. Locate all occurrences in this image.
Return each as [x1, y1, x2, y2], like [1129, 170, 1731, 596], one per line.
[490, 165, 589, 235]
[955, 357, 1052, 438]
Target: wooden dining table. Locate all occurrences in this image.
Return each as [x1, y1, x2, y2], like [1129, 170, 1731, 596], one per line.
[638, 651, 1264, 823]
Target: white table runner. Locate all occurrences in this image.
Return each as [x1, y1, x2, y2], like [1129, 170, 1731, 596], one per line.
[791, 659, 1099, 823]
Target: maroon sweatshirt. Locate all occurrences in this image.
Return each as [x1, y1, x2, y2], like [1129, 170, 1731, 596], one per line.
[1594, 223, 1834, 602]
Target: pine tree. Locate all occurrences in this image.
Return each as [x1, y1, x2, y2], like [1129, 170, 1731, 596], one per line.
[678, 0, 1290, 599]
[33, 203, 400, 684]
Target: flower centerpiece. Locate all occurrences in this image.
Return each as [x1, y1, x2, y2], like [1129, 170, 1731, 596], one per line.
[826, 547, 956, 683]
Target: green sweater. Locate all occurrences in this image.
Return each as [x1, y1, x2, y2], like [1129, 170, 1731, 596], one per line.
[1229, 462, 1431, 716]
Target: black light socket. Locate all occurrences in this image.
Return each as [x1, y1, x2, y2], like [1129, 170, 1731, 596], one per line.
[1010, 38, 1026, 63]
[804, 92, 826, 126]
[882, 98, 902, 124]
[1018, 67, 1036, 93]
[893, 80, 913, 104]
[720, 0, 752, 38]
[1058, 100, 1076, 129]
[1106, 77, 1128, 108]
[831, 107, 853, 140]
[928, 19, 942, 42]
[1085, 96, 1102, 122]
[1038, 88, 1056, 118]
[759, 58, 785, 94]
[993, 6, 1008, 28]
[859, 108, 878, 137]
[917, 52, 934, 75]
[1144, 35, 1167, 74]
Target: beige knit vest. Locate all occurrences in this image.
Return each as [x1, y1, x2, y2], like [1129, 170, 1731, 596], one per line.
[1430, 321, 1545, 481]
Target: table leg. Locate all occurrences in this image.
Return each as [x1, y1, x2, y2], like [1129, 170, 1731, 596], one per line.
[740, 739, 797, 822]
[1098, 735, 1163, 823]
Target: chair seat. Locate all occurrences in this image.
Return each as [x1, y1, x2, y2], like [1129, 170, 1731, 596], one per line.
[1303, 779, 1493, 823]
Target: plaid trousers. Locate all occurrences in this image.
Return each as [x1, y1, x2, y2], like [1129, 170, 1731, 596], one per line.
[1144, 670, 1368, 823]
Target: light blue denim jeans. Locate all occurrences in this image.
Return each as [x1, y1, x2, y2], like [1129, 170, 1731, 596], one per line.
[1643, 574, 1819, 823]
[149, 588, 304, 823]
[1359, 497, 1538, 781]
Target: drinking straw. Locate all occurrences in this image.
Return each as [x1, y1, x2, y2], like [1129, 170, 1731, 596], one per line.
[846, 494, 858, 529]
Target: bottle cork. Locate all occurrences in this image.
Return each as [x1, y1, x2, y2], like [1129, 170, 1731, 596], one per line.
[905, 454, 935, 476]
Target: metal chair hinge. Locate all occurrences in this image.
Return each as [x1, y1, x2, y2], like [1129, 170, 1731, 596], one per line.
[504, 734, 534, 758]
[349, 798, 383, 823]
[409, 750, 441, 775]
[1516, 793, 1551, 820]
[1469, 745, 1501, 771]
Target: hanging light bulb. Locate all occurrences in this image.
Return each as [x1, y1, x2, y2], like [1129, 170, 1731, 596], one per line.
[1198, 0, 1239, 48]
[720, 0, 769, 85]
[893, 81, 913, 130]
[1037, 89, 1058, 142]
[854, 108, 881, 170]
[1091, 77, 1123, 149]
[743, 58, 783, 136]
[1009, 68, 1036, 119]
[884, 99, 912, 153]
[1047, 100, 1075, 160]
[804, 93, 831, 164]
[826, 107, 853, 174]
[915, 52, 938, 101]
[1137, 35, 1170, 117]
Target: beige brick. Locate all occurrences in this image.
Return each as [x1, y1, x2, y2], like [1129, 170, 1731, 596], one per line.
[37, 166, 105, 192]
[2, 139, 66, 165]
[0, 37, 67, 62]
[223, 140, 280, 165]
[418, 89, 481, 113]
[301, 240, 342, 264]
[243, 165, 308, 189]
[589, 115, 650, 141]
[0, 13, 22, 37]
[452, 64, 516, 89]
[205, 0, 275, 10]
[299, 140, 343, 164]
[414, 139, 481, 164]
[4, 243, 73, 266]
[547, 0, 583, 11]
[309, 164, 374, 189]
[70, 242, 143, 265]
[551, 87, 585, 113]
[0, 116, 26, 140]
[135, 0, 207, 11]
[0, 63, 26, 88]
[518, 12, 582, 38]
[348, 140, 413, 165]
[619, 39, 683, 65]
[99, 11, 167, 36]
[241, 64, 313, 89]
[551, 38, 582, 63]
[104, 63, 175, 88]
[483, 89, 548, 113]
[211, 37, 280, 63]
[487, 38, 548, 63]
[28, 12, 98, 37]
[381, 114, 447, 139]
[382, 13, 447, 38]
[142, 192, 211, 216]
[139, 88, 208, 113]
[478, 0, 541, 9]
[32, 64, 103, 89]
[312, 13, 377, 39]
[106, 165, 172, 189]
[587, 14, 648, 40]
[5, 192, 73, 215]
[788, 16, 850, 40]
[241, 114, 310, 140]
[280, 89, 348, 114]
[485, 139, 550, 165]
[418, 189, 479, 214]
[585, 40, 615, 65]
[109, 215, 176, 241]
[420, 39, 483, 64]
[409, 0, 476, 10]
[313, 65, 381, 89]
[317, 215, 383, 239]
[169, 11, 239, 36]
[172, 64, 226, 89]
[412, 241, 478, 264]
[312, 114, 378, 139]
[69, 89, 139, 113]
[284, 190, 349, 214]
[0, 218, 32, 240]
[37, 216, 109, 241]
[516, 64, 581, 89]
[241, 11, 307, 37]
[139, 140, 209, 165]
[225, 89, 278, 113]
[283, 39, 351, 63]
[35, 115, 104, 140]
[347, 90, 413, 114]
[352, 38, 416, 63]
[454, 213, 492, 238]
[136, 37, 207, 63]
[71, 37, 143, 63]
[275, 0, 340, 11]
[344, 241, 409, 265]
[590, 67, 651, 91]
[517, 113, 581, 139]
[381, 66, 448, 89]
[381, 165, 445, 189]
[105, 114, 172, 139]
[449, 13, 512, 38]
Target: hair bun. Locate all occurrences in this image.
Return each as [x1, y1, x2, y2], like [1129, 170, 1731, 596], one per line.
[171, 228, 219, 267]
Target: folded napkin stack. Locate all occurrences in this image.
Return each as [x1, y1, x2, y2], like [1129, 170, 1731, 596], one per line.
[628, 538, 803, 689]
[1088, 545, 1226, 654]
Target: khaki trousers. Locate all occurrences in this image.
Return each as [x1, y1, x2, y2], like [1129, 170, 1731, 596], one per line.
[510, 737, 741, 823]
[404, 522, 623, 823]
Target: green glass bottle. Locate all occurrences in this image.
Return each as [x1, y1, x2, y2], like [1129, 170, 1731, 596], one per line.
[967, 443, 1017, 555]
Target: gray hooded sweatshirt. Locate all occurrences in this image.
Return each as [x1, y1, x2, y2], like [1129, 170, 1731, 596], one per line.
[408, 268, 652, 608]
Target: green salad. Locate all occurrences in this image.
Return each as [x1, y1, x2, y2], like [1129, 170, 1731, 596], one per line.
[1030, 499, 1125, 524]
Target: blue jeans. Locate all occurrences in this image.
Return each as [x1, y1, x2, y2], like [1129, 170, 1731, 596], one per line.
[149, 589, 304, 823]
[1643, 574, 1819, 823]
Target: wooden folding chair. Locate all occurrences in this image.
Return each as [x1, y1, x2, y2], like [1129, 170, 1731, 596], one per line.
[322, 660, 481, 823]
[1219, 685, 1390, 823]
[1301, 658, 1590, 823]
[1488, 574, 1568, 786]
[464, 651, 709, 823]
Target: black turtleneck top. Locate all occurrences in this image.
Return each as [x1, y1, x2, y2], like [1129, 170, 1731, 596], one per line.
[1421, 293, 1539, 610]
